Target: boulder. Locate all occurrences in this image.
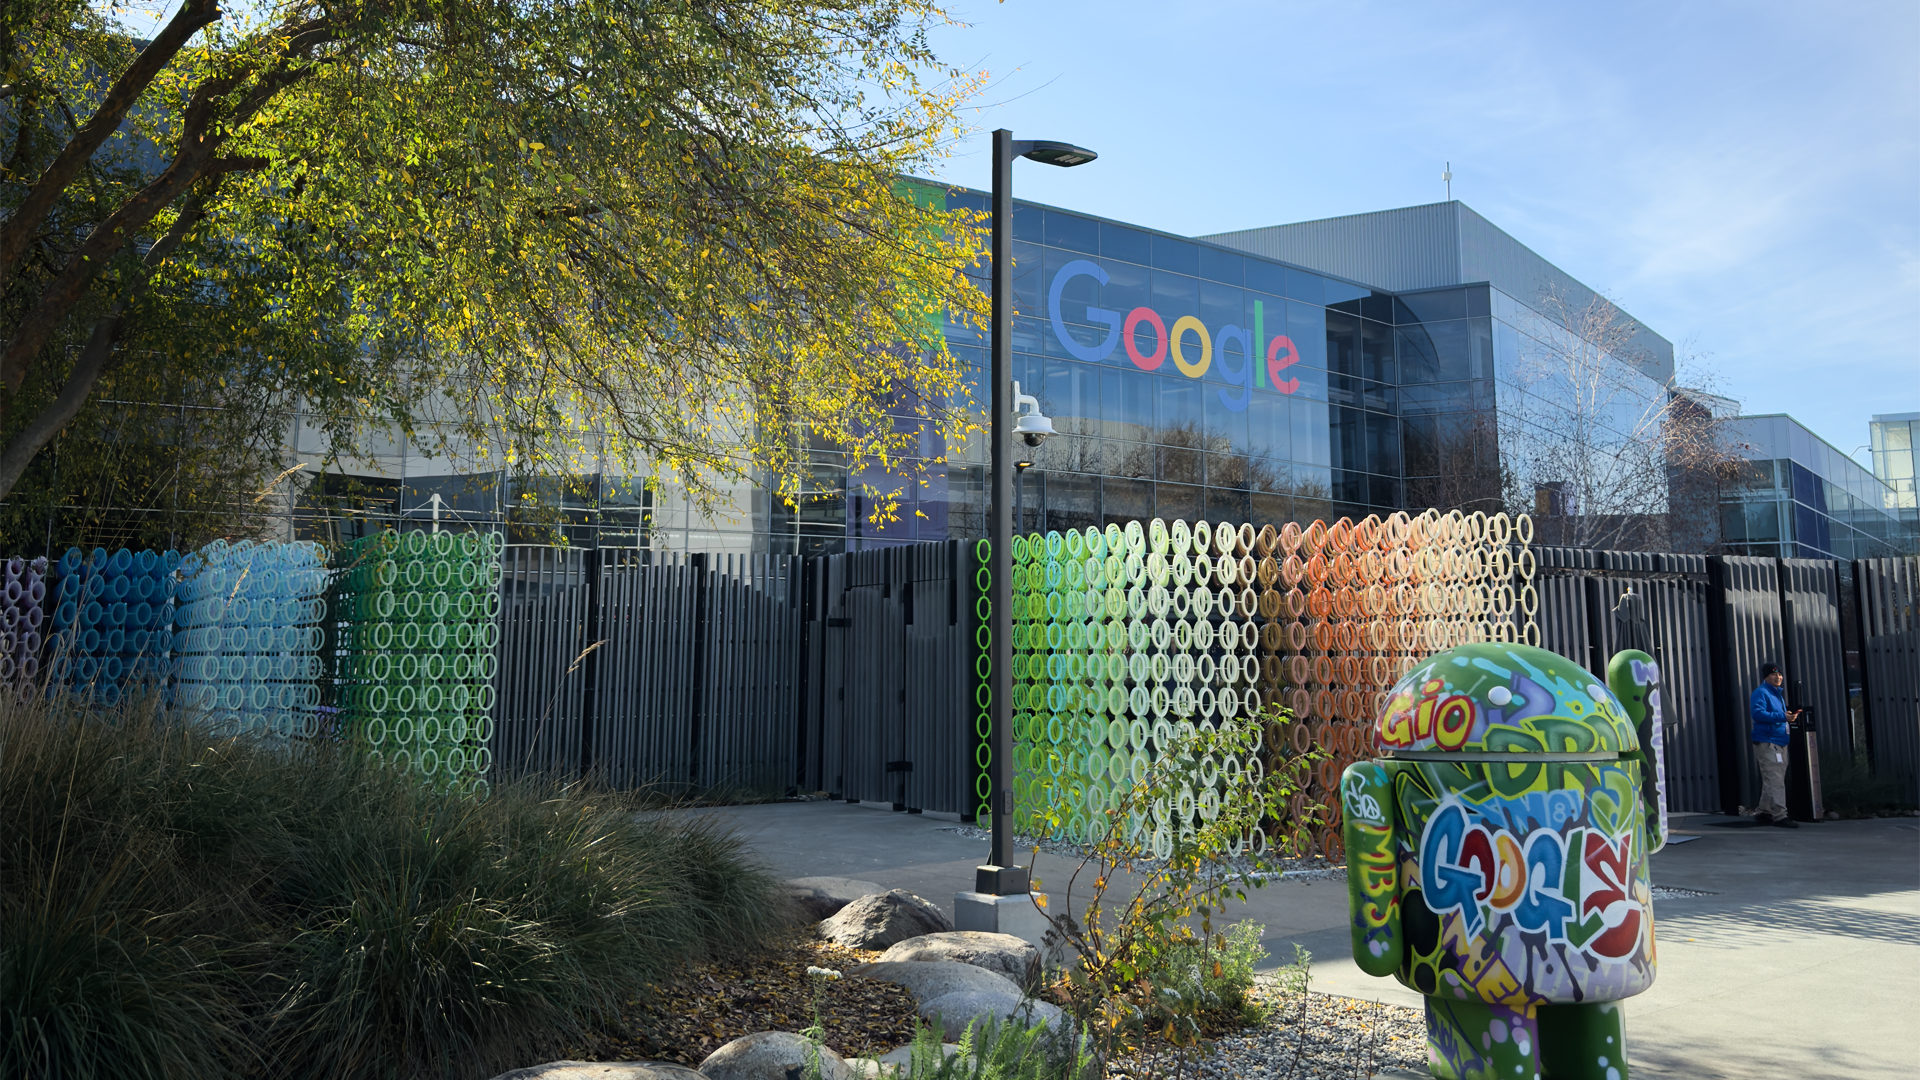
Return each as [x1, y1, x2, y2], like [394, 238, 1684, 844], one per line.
[840, 1058, 899, 1079]
[698, 1032, 850, 1080]
[817, 890, 952, 949]
[787, 876, 887, 923]
[916, 990, 1065, 1045]
[849, 960, 1021, 1003]
[875, 931, 1040, 989]
[486, 1063, 704, 1080]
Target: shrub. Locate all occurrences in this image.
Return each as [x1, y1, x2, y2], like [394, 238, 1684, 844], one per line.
[1026, 705, 1325, 1075]
[0, 691, 788, 1080]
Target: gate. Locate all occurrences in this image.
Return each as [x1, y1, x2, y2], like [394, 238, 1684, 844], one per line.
[807, 540, 984, 815]
[1855, 557, 1920, 804]
[491, 546, 801, 792]
[1532, 548, 1719, 813]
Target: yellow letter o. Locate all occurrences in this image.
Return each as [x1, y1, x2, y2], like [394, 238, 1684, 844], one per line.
[1170, 316, 1211, 378]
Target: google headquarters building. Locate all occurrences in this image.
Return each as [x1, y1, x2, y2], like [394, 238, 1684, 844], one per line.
[287, 194, 1917, 561]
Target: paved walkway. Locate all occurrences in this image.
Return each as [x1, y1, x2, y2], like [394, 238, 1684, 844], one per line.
[694, 801, 1919, 1079]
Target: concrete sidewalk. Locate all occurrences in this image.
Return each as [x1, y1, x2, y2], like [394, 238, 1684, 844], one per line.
[694, 801, 1919, 1080]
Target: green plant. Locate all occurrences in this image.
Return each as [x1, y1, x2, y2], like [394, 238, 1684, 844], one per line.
[1133, 920, 1269, 1029]
[898, 1015, 1091, 1080]
[0, 689, 789, 1080]
[1024, 705, 1325, 1077]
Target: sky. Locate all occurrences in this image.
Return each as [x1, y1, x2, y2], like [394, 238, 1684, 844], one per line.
[918, 0, 1920, 467]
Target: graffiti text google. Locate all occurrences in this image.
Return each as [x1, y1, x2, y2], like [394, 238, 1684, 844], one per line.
[1047, 259, 1302, 414]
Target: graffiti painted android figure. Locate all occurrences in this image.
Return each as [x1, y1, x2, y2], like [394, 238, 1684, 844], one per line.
[1341, 642, 1669, 1080]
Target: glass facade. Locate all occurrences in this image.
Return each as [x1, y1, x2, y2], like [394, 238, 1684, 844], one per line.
[1869, 413, 1919, 545]
[765, 195, 1542, 555]
[1718, 415, 1915, 560]
[276, 190, 1898, 562]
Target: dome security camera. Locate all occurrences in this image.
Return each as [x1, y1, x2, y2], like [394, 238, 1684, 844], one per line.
[1011, 380, 1055, 449]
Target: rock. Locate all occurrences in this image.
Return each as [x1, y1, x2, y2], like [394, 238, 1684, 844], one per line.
[849, 960, 1022, 1003]
[840, 1058, 899, 1079]
[817, 889, 953, 949]
[698, 1032, 850, 1080]
[486, 1063, 704, 1080]
[787, 876, 888, 922]
[916, 989, 1065, 1044]
[876, 931, 1040, 989]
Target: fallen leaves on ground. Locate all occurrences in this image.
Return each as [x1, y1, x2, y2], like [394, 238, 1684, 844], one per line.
[591, 929, 923, 1067]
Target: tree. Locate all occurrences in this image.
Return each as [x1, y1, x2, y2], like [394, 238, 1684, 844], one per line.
[1, 0, 988, 526]
[1496, 286, 1739, 551]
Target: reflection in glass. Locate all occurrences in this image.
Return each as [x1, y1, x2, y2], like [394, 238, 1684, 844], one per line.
[1102, 477, 1152, 527]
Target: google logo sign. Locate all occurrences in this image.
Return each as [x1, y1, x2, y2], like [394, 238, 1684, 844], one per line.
[1047, 259, 1302, 413]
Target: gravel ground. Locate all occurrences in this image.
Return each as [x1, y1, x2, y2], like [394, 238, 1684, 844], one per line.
[1109, 987, 1428, 1080]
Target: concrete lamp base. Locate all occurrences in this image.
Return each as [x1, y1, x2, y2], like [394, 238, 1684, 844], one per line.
[954, 889, 1052, 948]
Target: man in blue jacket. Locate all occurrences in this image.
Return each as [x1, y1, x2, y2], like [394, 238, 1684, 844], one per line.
[1748, 662, 1800, 828]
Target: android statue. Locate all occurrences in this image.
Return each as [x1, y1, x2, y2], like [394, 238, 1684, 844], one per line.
[1341, 641, 1668, 1080]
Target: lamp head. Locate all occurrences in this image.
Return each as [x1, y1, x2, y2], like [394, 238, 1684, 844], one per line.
[1013, 139, 1098, 167]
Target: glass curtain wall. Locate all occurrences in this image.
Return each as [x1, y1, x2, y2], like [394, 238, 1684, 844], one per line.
[1720, 415, 1913, 560]
[920, 194, 1405, 546]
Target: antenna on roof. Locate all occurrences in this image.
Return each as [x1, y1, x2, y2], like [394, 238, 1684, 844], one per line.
[1442, 162, 1453, 201]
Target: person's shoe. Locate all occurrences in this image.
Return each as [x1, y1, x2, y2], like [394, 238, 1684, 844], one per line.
[1773, 816, 1799, 829]
[1752, 812, 1773, 825]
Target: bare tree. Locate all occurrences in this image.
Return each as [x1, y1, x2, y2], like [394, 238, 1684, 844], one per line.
[1499, 287, 1741, 551]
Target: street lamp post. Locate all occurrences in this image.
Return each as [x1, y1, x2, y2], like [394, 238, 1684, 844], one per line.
[977, 129, 1095, 900]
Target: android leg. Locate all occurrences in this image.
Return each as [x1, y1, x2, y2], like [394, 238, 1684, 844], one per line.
[1538, 1000, 1629, 1079]
[1422, 995, 1539, 1080]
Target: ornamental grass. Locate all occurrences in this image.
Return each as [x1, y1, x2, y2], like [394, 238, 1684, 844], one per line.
[0, 689, 788, 1080]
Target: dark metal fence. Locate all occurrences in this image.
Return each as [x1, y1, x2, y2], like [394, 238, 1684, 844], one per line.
[803, 540, 985, 816]
[491, 547, 801, 793]
[1532, 548, 1719, 813]
[475, 543, 1914, 817]
[1855, 557, 1920, 804]
[1778, 559, 1852, 771]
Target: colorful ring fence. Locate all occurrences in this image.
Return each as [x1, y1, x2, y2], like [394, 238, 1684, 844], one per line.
[1008, 509, 1537, 860]
[326, 530, 504, 790]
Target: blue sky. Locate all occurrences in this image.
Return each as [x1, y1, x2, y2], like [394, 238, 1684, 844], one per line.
[920, 0, 1919, 466]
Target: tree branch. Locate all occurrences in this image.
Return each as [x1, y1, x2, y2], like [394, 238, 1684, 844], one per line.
[0, 39, 322, 397]
[0, 178, 222, 503]
[0, 0, 221, 291]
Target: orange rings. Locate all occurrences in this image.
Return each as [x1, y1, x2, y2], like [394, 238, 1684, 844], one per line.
[1313, 688, 1337, 719]
[1334, 586, 1359, 617]
[1332, 551, 1355, 585]
[1335, 621, 1360, 652]
[1312, 622, 1336, 653]
[1316, 756, 1339, 791]
[1313, 654, 1335, 686]
[1287, 588, 1308, 619]
[1307, 553, 1329, 586]
[1282, 555, 1306, 588]
[1309, 588, 1334, 619]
